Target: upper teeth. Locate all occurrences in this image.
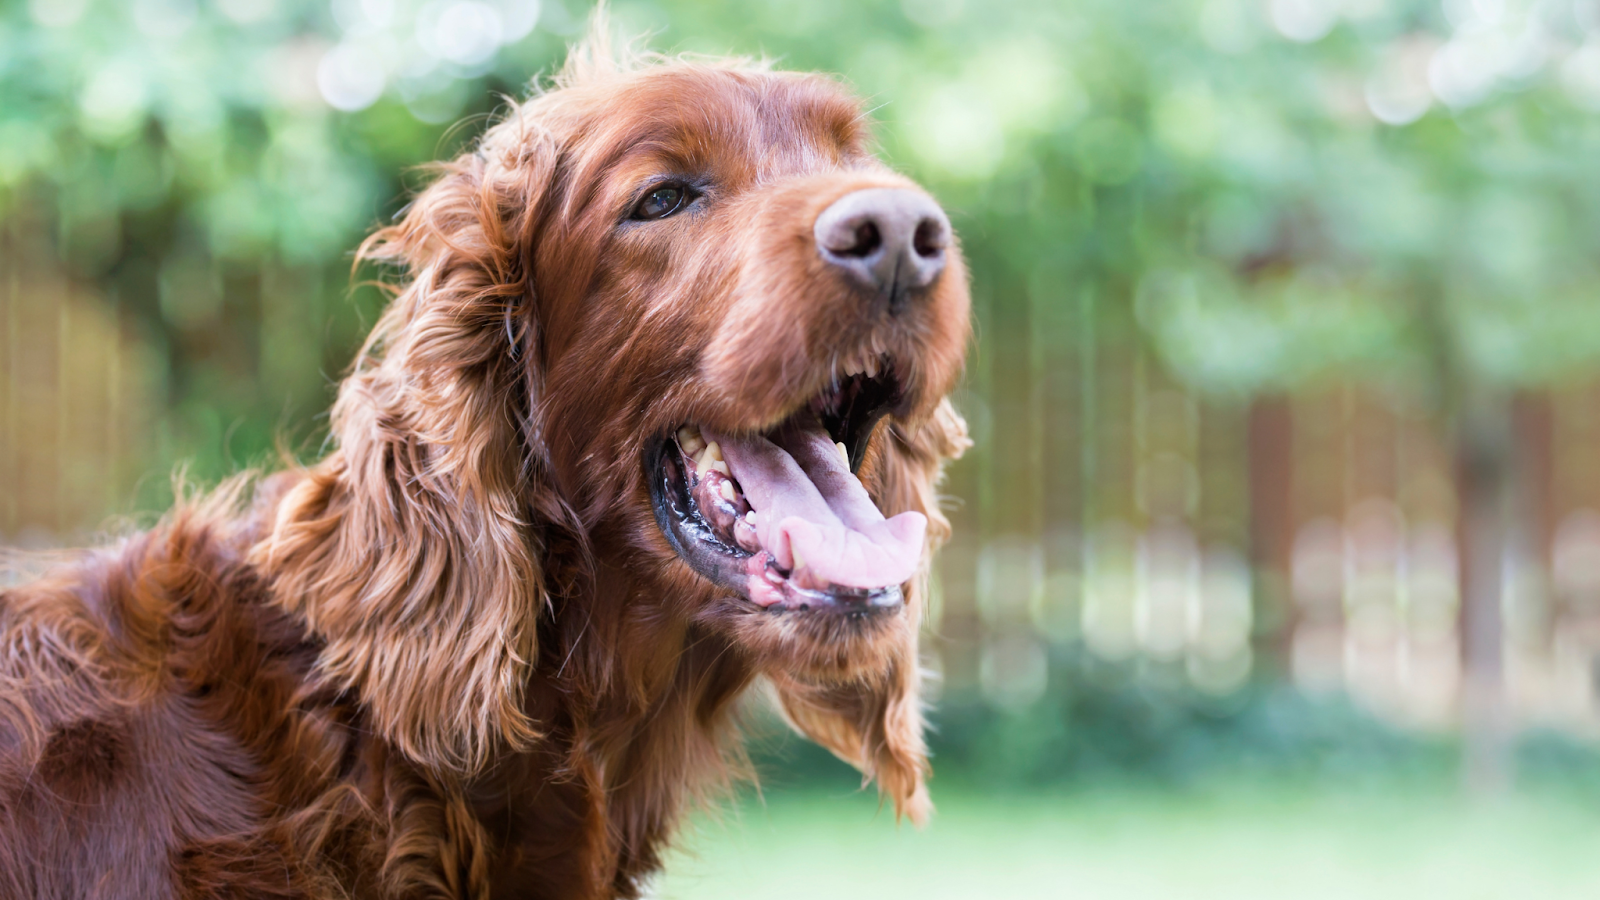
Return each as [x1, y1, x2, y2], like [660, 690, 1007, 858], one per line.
[696, 440, 726, 478]
[842, 353, 880, 379]
[678, 425, 706, 457]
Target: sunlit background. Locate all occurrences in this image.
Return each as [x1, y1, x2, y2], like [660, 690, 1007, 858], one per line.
[6, 0, 1600, 896]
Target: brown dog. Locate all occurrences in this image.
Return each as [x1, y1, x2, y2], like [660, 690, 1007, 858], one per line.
[0, 32, 970, 900]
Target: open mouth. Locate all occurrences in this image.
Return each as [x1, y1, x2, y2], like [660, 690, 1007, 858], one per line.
[647, 355, 926, 613]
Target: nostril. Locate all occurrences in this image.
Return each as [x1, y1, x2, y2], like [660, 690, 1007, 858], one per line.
[839, 220, 882, 258]
[912, 217, 947, 259]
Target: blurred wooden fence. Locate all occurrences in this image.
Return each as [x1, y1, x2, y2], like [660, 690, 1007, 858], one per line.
[1, 214, 160, 548]
[930, 287, 1600, 737]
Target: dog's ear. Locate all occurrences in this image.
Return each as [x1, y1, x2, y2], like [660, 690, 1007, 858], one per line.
[252, 121, 562, 775]
[771, 399, 970, 825]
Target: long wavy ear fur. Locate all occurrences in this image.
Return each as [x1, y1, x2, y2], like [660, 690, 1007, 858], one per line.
[251, 117, 560, 775]
[772, 399, 970, 826]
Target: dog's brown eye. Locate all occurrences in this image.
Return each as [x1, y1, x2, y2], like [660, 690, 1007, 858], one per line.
[633, 184, 688, 220]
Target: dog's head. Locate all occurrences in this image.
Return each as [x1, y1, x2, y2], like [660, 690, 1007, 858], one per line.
[521, 61, 971, 657]
[257, 38, 969, 820]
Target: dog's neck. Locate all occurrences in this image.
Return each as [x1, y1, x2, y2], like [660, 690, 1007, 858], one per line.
[447, 561, 756, 899]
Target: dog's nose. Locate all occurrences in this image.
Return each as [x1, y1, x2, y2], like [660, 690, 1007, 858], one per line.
[813, 188, 950, 306]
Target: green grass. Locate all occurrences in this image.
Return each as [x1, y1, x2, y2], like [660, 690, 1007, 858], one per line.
[656, 781, 1600, 899]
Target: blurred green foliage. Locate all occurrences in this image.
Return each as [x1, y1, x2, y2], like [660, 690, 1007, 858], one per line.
[6, 0, 1600, 494]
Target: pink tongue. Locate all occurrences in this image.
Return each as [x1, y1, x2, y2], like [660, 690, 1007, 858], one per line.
[706, 425, 926, 590]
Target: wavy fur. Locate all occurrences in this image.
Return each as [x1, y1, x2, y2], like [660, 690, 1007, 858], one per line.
[0, 28, 970, 900]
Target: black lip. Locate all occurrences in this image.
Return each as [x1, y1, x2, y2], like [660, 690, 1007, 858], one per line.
[644, 372, 907, 614]
[646, 437, 751, 590]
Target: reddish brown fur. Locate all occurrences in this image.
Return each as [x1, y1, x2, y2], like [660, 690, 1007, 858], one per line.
[0, 32, 970, 900]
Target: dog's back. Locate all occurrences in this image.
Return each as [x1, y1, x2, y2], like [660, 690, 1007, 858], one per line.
[0, 478, 385, 899]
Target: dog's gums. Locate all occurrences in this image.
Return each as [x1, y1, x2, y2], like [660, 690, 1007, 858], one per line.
[649, 355, 924, 612]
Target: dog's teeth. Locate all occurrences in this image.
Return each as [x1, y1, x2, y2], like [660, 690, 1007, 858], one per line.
[864, 357, 879, 378]
[718, 480, 736, 502]
[697, 441, 729, 478]
[696, 441, 721, 477]
[843, 357, 863, 377]
[677, 425, 705, 457]
[745, 510, 756, 524]
[791, 545, 805, 572]
[836, 441, 849, 466]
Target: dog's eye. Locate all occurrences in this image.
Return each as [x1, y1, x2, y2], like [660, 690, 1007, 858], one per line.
[632, 184, 689, 220]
